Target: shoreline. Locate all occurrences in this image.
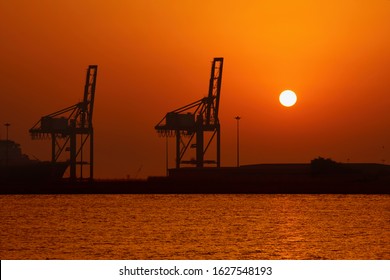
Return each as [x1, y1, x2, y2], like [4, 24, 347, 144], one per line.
[1, 177, 389, 195]
[2, 163, 389, 195]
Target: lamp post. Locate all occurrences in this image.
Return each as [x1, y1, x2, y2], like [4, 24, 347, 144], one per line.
[4, 123, 10, 166]
[235, 116, 241, 167]
[166, 134, 169, 176]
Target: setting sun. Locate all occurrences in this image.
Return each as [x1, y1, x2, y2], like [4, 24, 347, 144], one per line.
[279, 90, 297, 107]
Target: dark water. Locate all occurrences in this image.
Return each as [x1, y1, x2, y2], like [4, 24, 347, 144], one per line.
[1, 194, 389, 259]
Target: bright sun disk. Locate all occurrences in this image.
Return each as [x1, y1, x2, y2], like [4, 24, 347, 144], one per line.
[279, 90, 297, 107]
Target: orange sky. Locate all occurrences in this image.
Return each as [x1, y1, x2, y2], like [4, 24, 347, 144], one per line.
[1, 0, 390, 178]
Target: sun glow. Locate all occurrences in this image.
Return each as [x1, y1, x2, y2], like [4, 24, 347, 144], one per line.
[279, 90, 297, 107]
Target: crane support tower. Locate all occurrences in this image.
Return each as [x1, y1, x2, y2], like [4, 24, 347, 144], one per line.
[30, 65, 98, 181]
[155, 57, 224, 169]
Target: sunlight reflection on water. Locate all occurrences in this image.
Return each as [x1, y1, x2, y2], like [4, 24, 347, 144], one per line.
[1, 194, 389, 259]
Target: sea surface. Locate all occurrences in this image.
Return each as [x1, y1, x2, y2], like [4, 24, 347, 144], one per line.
[0, 194, 389, 259]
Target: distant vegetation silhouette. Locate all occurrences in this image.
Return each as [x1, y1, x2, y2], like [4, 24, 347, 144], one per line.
[310, 157, 345, 175]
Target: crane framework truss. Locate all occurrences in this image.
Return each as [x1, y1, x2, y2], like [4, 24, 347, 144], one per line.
[29, 65, 98, 181]
[155, 57, 224, 168]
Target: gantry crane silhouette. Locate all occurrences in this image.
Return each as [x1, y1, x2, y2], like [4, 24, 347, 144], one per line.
[155, 57, 224, 168]
[29, 65, 98, 181]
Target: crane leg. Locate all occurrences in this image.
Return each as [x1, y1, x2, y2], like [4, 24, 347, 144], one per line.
[176, 131, 180, 169]
[196, 128, 204, 168]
